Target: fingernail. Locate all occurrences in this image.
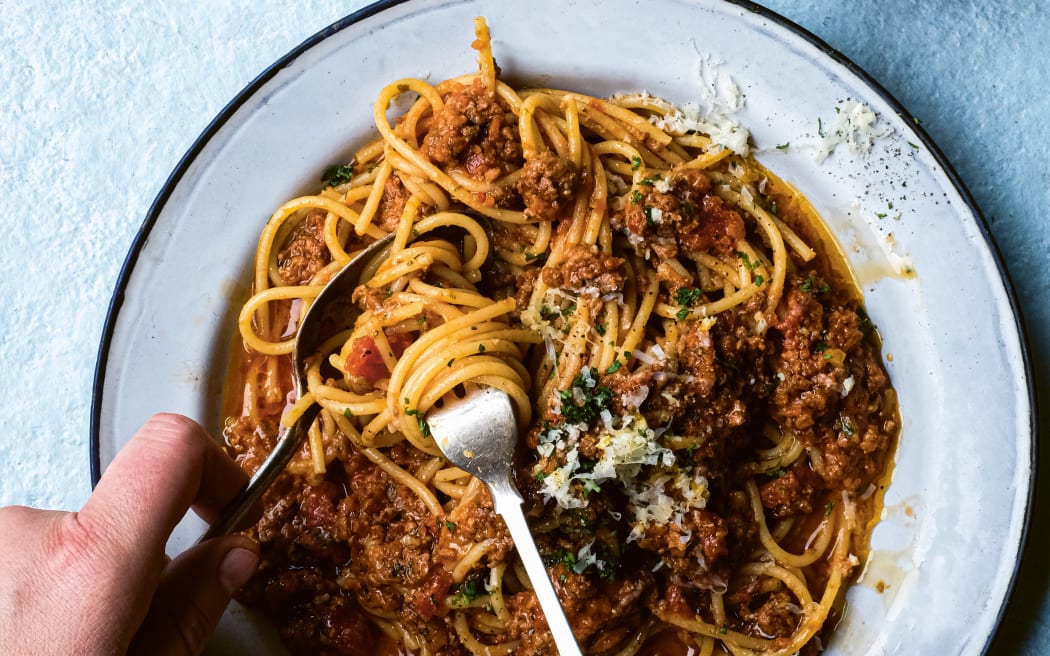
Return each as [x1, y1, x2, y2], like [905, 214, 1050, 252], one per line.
[219, 546, 260, 595]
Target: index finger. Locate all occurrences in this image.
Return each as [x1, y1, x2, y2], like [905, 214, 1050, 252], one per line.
[80, 413, 249, 564]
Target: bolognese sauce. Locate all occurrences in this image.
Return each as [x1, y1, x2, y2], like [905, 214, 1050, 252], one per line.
[222, 17, 898, 656]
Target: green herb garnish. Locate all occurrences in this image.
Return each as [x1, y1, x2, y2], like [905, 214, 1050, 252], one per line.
[404, 407, 431, 437]
[558, 368, 614, 425]
[321, 162, 355, 187]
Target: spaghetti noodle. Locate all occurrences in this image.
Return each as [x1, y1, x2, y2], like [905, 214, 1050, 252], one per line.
[224, 17, 899, 656]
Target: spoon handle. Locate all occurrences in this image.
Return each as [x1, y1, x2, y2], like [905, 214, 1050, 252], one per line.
[198, 406, 319, 543]
[489, 481, 584, 656]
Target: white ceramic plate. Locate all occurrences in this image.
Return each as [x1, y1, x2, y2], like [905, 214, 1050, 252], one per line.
[92, 1, 1033, 654]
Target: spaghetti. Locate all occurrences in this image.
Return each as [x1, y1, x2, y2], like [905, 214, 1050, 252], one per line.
[224, 17, 899, 656]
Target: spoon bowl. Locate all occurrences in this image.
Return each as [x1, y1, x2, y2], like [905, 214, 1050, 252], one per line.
[200, 232, 395, 540]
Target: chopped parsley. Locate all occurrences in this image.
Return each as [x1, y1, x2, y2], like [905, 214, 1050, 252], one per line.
[444, 520, 457, 532]
[776, 142, 790, 150]
[544, 549, 577, 569]
[631, 156, 642, 170]
[452, 570, 488, 603]
[605, 360, 622, 374]
[629, 190, 643, 204]
[673, 286, 702, 321]
[477, 344, 486, 353]
[643, 206, 655, 226]
[907, 141, 920, 149]
[321, 162, 355, 187]
[736, 251, 760, 271]
[343, 408, 354, 418]
[824, 502, 835, 517]
[404, 407, 431, 437]
[754, 274, 764, 287]
[595, 321, 607, 337]
[558, 368, 614, 425]
[800, 274, 830, 294]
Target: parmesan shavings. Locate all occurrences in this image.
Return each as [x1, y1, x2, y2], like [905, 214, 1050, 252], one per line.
[811, 100, 894, 163]
[615, 52, 750, 155]
[537, 413, 678, 511]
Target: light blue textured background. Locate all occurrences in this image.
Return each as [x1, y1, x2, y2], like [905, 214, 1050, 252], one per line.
[0, 1, 1045, 653]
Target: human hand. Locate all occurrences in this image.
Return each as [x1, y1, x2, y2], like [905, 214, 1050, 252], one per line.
[0, 413, 259, 655]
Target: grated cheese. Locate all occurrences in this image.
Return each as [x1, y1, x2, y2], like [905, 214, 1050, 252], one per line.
[811, 100, 894, 163]
[613, 48, 750, 156]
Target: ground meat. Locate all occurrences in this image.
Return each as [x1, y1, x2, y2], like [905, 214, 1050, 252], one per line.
[620, 166, 744, 259]
[634, 509, 729, 583]
[540, 244, 624, 295]
[247, 566, 382, 652]
[604, 367, 655, 414]
[421, 79, 522, 191]
[224, 415, 278, 476]
[759, 460, 825, 520]
[514, 268, 539, 311]
[677, 324, 718, 398]
[769, 278, 848, 436]
[278, 209, 330, 285]
[503, 569, 650, 655]
[505, 592, 553, 656]
[721, 489, 759, 558]
[678, 195, 747, 255]
[378, 175, 411, 233]
[517, 150, 578, 221]
[767, 274, 894, 491]
[351, 284, 390, 314]
[825, 307, 863, 352]
[433, 485, 514, 570]
[739, 590, 799, 638]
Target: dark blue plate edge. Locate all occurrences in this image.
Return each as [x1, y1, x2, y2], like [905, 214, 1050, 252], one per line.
[88, 2, 1038, 654]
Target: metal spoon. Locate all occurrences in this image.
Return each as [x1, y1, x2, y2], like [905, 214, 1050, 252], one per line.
[200, 232, 395, 541]
[201, 225, 584, 654]
[428, 387, 583, 656]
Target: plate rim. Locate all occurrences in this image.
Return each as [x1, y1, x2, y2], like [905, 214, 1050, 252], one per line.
[89, 1, 1038, 653]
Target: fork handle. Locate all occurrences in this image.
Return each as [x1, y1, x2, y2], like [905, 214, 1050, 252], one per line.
[490, 482, 584, 656]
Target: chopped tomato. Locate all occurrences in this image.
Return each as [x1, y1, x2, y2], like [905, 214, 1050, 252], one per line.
[344, 332, 414, 384]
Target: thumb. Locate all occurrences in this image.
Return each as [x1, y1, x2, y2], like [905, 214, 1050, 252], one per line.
[128, 536, 259, 656]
